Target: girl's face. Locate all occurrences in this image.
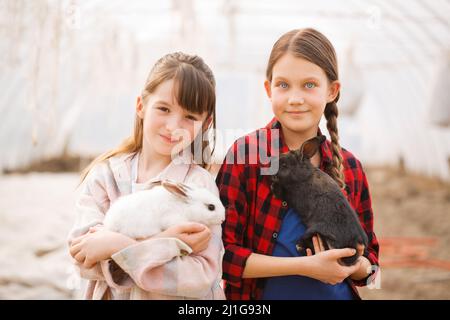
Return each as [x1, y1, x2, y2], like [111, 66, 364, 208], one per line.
[264, 53, 340, 138]
[136, 78, 209, 158]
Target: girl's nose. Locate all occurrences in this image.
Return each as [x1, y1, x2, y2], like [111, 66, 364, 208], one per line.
[288, 91, 305, 105]
[288, 93, 305, 105]
[165, 115, 182, 132]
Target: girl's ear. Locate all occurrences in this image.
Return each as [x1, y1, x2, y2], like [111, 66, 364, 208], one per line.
[136, 96, 145, 119]
[264, 80, 272, 99]
[327, 80, 341, 103]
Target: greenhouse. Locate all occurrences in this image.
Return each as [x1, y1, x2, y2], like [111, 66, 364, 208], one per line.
[0, 0, 449, 301]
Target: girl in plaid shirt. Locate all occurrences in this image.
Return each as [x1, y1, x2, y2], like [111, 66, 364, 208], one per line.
[68, 52, 225, 300]
[216, 28, 379, 300]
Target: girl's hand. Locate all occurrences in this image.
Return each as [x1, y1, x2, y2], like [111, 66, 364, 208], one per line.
[307, 234, 365, 262]
[303, 234, 363, 285]
[154, 223, 212, 254]
[307, 234, 371, 281]
[69, 227, 136, 268]
[306, 235, 365, 256]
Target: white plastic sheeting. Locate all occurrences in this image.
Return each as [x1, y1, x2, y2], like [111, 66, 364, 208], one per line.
[429, 53, 450, 127]
[1, 0, 449, 180]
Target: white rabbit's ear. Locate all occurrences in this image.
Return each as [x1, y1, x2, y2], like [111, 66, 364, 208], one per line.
[161, 180, 191, 201]
[149, 180, 163, 188]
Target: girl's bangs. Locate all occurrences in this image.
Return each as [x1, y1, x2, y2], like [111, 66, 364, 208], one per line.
[173, 64, 215, 116]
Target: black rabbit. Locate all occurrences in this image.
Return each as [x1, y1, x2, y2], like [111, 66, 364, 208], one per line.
[270, 135, 368, 266]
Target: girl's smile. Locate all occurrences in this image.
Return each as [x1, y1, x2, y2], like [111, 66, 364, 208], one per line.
[285, 109, 310, 116]
[159, 133, 181, 144]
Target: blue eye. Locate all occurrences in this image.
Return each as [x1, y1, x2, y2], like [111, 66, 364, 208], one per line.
[279, 82, 289, 89]
[305, 82, 316, 89]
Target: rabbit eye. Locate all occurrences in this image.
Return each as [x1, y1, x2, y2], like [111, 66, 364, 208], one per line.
[207, 204, 215, 211]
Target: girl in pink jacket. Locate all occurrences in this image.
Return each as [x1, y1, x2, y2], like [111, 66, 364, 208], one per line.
[68, 52, 225, 300]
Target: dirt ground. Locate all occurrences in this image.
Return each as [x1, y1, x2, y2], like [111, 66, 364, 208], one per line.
[0, 173, 80, 299]
[0, 166, 449, 299]
[358, 167, 450, 299]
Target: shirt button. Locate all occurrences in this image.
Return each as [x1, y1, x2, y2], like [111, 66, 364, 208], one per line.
[272, 232, 278, 239]
[281, 201, 287, 207]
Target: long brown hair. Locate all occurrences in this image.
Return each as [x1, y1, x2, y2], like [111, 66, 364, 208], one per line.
[266, 28, 345, 189]
[79, 52, 216, 184]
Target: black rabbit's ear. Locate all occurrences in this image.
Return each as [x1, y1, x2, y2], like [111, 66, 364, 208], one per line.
[161, 180, 190, 201]
[293, 148, 303, 161]
[299, 135, 326, 160]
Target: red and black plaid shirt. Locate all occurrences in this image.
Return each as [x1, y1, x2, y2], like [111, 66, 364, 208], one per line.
[215, 117, 379, 300]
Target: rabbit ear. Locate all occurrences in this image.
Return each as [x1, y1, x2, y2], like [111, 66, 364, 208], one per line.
[149, 180, 163, 188]
[298, 135, 326, 160]
[161, 180, 191, 200]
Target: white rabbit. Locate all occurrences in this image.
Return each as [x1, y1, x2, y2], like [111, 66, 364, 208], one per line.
[103, 180, 225, 239]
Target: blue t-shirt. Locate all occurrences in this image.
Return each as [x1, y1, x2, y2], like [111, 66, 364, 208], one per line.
[262, 208, 355, 300]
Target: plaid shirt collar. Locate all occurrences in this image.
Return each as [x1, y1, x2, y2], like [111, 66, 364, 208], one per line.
[265, 117, 333, 170]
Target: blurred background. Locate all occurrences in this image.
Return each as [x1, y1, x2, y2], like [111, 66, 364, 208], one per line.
[0, 0, 449, 299]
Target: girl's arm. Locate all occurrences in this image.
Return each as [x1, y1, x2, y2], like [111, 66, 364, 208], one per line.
[70, 221, 216, 293]
[351, 163, 380, 286]
[215, 142, 255, 289]
[243, 248, 362, 285]
[68, 162, 132, 286]
[109, 224, 223, 298]
[68, 163, 109, 281]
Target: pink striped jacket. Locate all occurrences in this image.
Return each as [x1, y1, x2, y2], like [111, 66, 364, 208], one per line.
[68, 152, 225, 300]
